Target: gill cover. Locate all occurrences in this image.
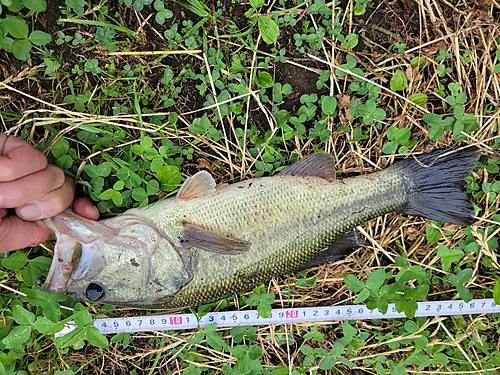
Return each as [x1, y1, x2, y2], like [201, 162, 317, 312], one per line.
[42, 211, 192, 307]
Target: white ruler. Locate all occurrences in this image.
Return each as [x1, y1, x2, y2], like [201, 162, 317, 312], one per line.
[55, 298, 500, 337]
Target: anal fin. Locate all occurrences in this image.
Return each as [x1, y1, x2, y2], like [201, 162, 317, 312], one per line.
[182, 222, 251, 254]
[297, 230, 364, 271]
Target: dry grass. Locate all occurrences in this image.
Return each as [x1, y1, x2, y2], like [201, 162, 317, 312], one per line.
[1, 0, 500, 374]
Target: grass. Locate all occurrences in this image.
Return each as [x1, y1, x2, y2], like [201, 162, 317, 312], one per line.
[1, 0, 500, 374]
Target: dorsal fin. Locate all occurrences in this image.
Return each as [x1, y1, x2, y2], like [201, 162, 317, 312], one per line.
[278, 153, 336, 181]
[177, 171, 216, 200]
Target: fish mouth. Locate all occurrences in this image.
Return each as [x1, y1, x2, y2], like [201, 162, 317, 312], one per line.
[42, 212, 106, 294]
[42, 216, 82, 293]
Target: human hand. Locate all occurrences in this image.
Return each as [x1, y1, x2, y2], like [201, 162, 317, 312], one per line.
[0, 134, 99, 253]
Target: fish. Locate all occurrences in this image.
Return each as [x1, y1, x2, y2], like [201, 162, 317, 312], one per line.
[42, 147, 480, 309]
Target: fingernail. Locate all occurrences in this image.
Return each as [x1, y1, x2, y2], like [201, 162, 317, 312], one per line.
[18, 203, 45, 220]
[90, 204, 100, 219]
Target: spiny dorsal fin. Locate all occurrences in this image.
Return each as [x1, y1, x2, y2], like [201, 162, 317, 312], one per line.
[278, 153, 336, 181]
[182, 222, 251, 254]
[177, 171, 216, 200]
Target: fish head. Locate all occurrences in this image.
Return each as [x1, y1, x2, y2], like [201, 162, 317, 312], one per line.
[42, 211, 192, 308]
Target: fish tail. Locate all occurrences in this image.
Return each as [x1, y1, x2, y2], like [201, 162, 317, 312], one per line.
[397, 146, 480, 226]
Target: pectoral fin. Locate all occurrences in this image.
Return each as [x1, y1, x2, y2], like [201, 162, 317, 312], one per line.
[182, 222, 251, 254]
[297, 230, 364, 271]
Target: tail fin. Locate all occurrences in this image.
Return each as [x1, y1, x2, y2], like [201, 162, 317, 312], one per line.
[397, 146, 480, 226]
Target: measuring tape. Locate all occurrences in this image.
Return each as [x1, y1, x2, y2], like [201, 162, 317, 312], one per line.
[55, 298, 500, 337]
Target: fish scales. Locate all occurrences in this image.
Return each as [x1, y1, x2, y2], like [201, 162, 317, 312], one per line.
[134, 169, 407, 308]
[42, 147, 480, 309]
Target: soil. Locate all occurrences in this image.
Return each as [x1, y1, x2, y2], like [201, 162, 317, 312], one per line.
[0, 0, 451, 117]
[1, 0, 492, 124]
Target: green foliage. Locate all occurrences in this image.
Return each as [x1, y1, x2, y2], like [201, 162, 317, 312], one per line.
[437, 244, 464, 272]
[447, 269, 473, 302]
[153, 0, 173, 24]
[390, 70, 408, 91]
[188, 114, 224, 141]
[0, 12, 51, 59]
[66, 0, 84, 15]
[426, 223, 443, 244]
[244, 0, 280, 45]
[353, 0, 372, 15]
[55, 127, 182, 213]
[230, 326, 258, 343]
[124, 0, 153, 11]
[345, 258, 430, 318]
[423, 82, 478, 141]
[410, 56, 425, 68]
[409, 92, 428, 106]
[340, 33, 358, 50]
[187, 323, 228, 352]
[55, 304, 108, 349]
[296, 270, 317, 289]
[2, 252, 52, 287]
[255, 71, 274, 88]
[225, 344, 264, 375]
[309, 122, 332, 142]
[245, 285, 275, 318]
[257, 16, 280, 45]
[351, 97, 386, 125]
[321, 95, 337, 115]
[344, 268, 386, 304]
[23, 0, 47, 12]
[494, 279, 500, 305]
[493, 49, 500, 74]
[318, 323, 357, 370]
[382, 126, 417, 154]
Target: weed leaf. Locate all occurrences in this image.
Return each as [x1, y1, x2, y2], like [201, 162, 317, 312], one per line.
[365, 269, 386, 290]
[12, 39, 31, 60]
[33, 316, 65, 334]
[2, 252, 28, 271]
[85, 326, 109, 348]
[255, 71, 273, 88]
[23, 0, 46, 12]
[2, 325, 32, 349]
[29, 30, 51, 46]
[66, 0, 85, 15]
[4, 16, 28, 38]
[12, 305, 35, 325]
[390, 70, 408, 91]
[343, 274, 364, 292]
[321, 96, 337, 115]
[257, 16, 279, 45]
[494, 279, 500, 304]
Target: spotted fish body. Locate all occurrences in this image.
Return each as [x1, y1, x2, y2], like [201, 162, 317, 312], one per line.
[43, 147, 480, 309]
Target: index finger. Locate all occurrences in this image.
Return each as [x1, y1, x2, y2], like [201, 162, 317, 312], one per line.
[0, 134, 48, 182]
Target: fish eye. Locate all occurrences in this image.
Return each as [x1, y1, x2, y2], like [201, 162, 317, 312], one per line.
[86, 283, 105, 301]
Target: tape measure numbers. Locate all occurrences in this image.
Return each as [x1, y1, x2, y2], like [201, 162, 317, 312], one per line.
[55, 299, 500, 337]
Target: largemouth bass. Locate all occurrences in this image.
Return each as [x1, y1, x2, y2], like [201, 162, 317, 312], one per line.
[42, 147, 480, 309]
